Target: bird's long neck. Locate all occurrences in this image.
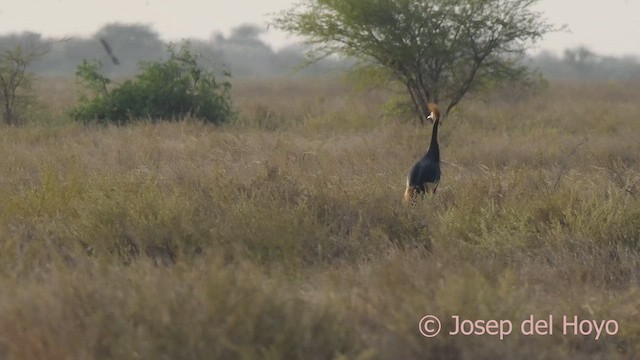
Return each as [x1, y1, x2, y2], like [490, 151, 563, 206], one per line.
[425, 118, 439, 161]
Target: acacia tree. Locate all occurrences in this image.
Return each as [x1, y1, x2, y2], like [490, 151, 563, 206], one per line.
[0, 41, 51, 125]
[274, 0, 555, 122]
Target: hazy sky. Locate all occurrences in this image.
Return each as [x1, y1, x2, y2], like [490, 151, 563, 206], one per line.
[0, 0, 639, 57]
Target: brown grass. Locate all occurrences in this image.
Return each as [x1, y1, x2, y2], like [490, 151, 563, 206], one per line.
[0, 78, 639, 359]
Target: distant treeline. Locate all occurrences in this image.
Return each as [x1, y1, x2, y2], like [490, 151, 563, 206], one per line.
[1, 23, 639, 80]
[530, 47, 640, 81]
[0, 23, 343, 78]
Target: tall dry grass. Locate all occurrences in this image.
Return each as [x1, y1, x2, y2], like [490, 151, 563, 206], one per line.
[0, 78, 638, 359]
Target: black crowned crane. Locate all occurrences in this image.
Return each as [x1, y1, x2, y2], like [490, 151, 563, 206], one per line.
[404, 103, 441, 204]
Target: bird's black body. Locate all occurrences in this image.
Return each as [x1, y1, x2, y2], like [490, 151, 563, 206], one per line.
[100, 38, 120, 65]
[404, 108, 440, 203]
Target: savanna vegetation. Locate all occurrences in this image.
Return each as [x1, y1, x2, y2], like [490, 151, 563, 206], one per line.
[71, 43, 233, 125]
[274, 0, 555, 119]
[0, 75, 638, 359]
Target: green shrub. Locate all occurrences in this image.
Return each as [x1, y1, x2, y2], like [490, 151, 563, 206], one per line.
[71, 42, 233, 125]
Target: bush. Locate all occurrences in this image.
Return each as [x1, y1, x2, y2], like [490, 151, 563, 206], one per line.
[71, 42, 233, 125]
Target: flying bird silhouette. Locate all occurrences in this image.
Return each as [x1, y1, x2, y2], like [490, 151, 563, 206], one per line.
[99, 38, 120, 65]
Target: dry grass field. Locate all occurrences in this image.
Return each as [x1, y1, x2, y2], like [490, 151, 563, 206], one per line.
[0, 77, 639, 359]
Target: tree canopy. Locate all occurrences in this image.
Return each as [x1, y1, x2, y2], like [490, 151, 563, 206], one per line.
[274, 0, 555, 121]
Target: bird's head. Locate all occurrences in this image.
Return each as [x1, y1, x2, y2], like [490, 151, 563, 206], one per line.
[426, 103, 440, 123]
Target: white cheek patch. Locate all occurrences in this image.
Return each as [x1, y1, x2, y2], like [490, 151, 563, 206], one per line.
[427, 113, 434, 121]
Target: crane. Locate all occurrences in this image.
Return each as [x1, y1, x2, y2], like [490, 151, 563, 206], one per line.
[404, 103, 441, 204]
